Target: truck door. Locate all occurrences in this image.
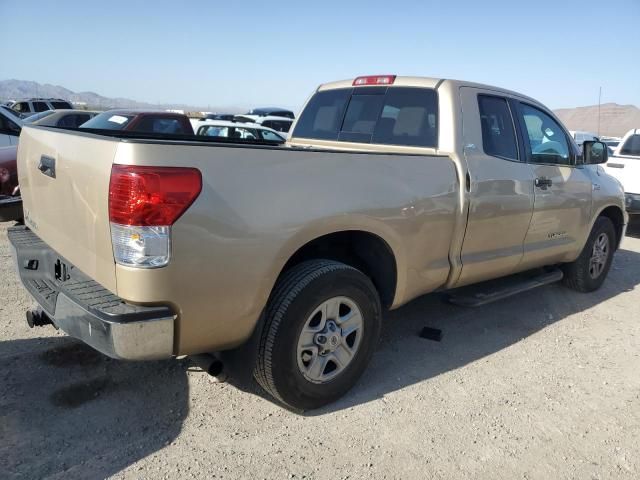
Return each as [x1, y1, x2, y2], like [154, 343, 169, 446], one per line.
[456, 87, 535, 286]
[515, 102, 593, 269]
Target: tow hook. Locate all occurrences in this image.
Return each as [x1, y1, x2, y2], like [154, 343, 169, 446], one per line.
[26, 308, 53, 328]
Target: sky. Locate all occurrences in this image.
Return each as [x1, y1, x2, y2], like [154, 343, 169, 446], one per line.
[1, 0, 638, 112]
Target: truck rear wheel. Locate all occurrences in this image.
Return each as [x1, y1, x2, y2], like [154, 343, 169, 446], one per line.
[562, 216, 616, 292]
[254, 260, 382, 410]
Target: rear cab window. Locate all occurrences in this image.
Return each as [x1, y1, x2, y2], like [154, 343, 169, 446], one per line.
[292, 86, 438, 148]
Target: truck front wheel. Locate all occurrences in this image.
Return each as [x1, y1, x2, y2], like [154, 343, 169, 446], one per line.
[562, 216, 616, 292]
[254, 260, 382, 410]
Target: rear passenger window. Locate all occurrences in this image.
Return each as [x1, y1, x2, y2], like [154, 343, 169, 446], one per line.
[292, 86, 438, 147]
[478, 95, 518, 161]
[33, 102, 48, 112]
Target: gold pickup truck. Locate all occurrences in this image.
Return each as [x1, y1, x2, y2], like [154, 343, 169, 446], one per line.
[9, 75, 626, 409]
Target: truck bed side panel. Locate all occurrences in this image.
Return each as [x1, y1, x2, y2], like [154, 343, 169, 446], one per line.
[110, 141, 459, 354]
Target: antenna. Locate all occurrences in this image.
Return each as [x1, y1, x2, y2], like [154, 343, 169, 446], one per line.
[597, 86, 602, 136]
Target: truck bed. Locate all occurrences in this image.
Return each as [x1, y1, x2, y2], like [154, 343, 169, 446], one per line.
[17, 125, 459, 354]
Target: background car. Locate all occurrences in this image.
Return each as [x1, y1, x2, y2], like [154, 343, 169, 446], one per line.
[194, 120, 285, 142]
[0, 145, 21, 222]
[234, 114, 293, 134]
[603, 128, 640, 214]
[570, 130, 599, 147]
[246, 107, 295, 119]
[9, 98, 74, 118]
[80, 110, 194, 135]
[32, 110, 99, 128]
[600, 136, 622, 156]
[0, 108, 22, 147]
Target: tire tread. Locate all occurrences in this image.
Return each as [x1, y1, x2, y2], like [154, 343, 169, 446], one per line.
[254, 260, 359, 406]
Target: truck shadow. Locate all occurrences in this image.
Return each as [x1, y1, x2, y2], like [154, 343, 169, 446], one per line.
[0, 337, 189, 480]
[225, 235, 640, 415]
[299, 242, 640, 415]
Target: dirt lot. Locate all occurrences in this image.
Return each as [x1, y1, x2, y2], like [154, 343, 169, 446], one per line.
[1, 220, 639, 480]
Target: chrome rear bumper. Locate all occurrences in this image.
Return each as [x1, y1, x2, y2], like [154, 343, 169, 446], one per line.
[8, 226, 175, 360]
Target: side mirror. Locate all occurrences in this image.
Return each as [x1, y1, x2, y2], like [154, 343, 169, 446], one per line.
[583, 140, 608, 164]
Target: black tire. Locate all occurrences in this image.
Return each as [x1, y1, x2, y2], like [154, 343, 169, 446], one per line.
[254, 260, 382, 410]
[562, 216, 616, 292]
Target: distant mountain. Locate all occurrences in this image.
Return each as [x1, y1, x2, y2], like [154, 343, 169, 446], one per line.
[0, 79, 243, 113]
[553, 103, 640, 138]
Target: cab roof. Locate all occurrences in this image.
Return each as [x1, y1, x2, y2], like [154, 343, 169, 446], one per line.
[318, 75, 542, 105]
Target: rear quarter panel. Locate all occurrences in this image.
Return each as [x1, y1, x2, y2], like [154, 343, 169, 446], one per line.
[112, 141, 459, 354]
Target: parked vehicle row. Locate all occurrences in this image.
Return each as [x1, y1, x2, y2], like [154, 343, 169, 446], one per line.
[193, 120, 285, 142]
[9, 74, 626, 410]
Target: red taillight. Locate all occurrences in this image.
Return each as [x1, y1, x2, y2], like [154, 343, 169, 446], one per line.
[353, 75, 396, 86]
[109, 165, 202, 226]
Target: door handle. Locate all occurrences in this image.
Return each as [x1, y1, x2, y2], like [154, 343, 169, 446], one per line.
[535, 177, 552, 190]
[608, 163, 625, 169]
[38, 155, 56, 178]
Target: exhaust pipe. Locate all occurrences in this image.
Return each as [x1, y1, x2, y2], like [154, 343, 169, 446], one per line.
[26, 309, 53, 328]
[190, 353, 226, 382]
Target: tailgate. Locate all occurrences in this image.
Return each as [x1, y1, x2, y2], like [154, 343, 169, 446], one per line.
[18, 126, 118, 293]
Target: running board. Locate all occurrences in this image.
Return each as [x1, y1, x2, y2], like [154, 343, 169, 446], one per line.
[447, 269, 564, 307]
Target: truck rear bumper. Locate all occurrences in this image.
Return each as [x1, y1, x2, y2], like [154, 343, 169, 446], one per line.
[8, 226, 175, 360]
[0, 195, 22, 222]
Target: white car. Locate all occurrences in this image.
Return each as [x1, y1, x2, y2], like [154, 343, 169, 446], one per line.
[603, 128, 640, 214]
[193, 120, 286, 143]
[0, 108, 23, 147]
[570, 130, 599, 147]
[233, 115, 293, 135]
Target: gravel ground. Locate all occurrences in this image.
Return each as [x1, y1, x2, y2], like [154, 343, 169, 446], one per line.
[1, 219, 639, 480]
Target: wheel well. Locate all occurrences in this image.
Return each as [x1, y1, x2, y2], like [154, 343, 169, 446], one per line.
[280, 231, 397, 308]
[599, 206, 624, 248]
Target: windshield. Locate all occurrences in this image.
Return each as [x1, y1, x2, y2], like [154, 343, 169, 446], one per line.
[620, 134, 640, 157]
